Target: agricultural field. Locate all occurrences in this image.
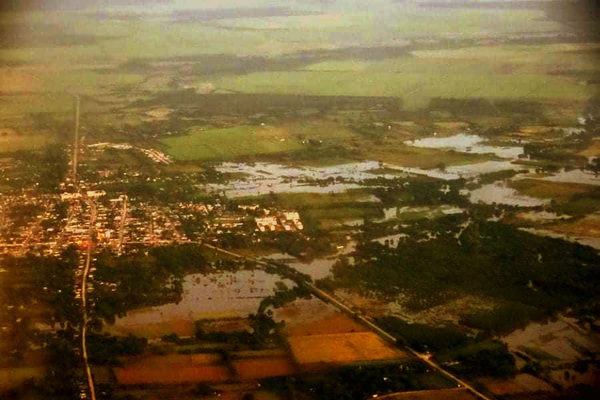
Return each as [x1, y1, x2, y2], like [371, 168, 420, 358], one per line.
[160, 126, 302, 161]
[509, 178, 596, 201]
[232, 357, 296, 381]
[114, 354, 232, 385]
[0, 131, 56, 153]
[288, 332, 406, 367]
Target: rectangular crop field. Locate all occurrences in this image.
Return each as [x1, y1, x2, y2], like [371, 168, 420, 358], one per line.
[115, 365, 231, 385]
[232, 357, 296, 380]
[114, 354, 231, 385]
[288, 332, 405, 367]
[509, 178, 596, 200]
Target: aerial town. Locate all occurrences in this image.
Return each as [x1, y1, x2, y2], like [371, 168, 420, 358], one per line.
[1, 1, 600, 400]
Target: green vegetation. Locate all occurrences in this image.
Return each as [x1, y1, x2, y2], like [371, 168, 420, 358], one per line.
[509, 178, 595, 200]
[0, 133, 57, 153]
[264, 361, 455, 400]
[377, 317, 517, 378]
[28, 246, 80, 324]
[334, 216, 600, 325]
[161, 126, 301, 161]
[554, 187, 600, 216]
[212, 69, 590, 110]
[459, 303, 546, 335]
[88, 334, 148, 365]
[92, 244, 210, 323]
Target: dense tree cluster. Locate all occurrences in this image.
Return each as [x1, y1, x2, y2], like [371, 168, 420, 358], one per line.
[92, 244, 209, 323]
[377, 317, 516, 378]
[334, 217, 600, 330]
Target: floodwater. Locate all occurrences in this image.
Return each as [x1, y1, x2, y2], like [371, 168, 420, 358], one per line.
[372, 233, 407, 247]
[376, 207, 398, 222]
[542, 168, 600, 186]
[502, 316, 600, 362]
[520, 227, 600, 250]
[262, 240, 356, 280]
[392, 160, 524, 180]
[469, 182, 548, 207]
[108, 270, 293, 337]
[206, 161, 389, 197]
[206, 159, 526, 197]
[405, 133, 523, 159]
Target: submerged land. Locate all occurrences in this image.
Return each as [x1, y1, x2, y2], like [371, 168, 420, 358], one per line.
[1, 1, 599, 399]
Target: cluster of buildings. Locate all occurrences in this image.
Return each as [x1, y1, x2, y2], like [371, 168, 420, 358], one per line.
[88, 142, 172, 165]
[255, 211, 303, 232]
[0, 193, 58, 256]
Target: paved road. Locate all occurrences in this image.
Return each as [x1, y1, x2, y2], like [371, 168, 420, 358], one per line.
[81, 199, 97, 400]
[202, 243, 495, 400]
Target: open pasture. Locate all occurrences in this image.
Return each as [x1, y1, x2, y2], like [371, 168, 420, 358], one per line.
[160, 125, 301, 161]
[509, 178, 596, 201]
[0, 131, 56, 153]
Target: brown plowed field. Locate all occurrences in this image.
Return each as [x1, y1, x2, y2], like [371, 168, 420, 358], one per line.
[115, 365, 231, 385]
[233, 357, 296, 380]
[114, 354, 230, 385]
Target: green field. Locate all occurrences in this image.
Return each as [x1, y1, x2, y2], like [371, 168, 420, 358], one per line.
[0, 5, 595, 114]
[209, 43, 596, 109]
[160, 126, 302, 161]
[248, 190, 375, 208]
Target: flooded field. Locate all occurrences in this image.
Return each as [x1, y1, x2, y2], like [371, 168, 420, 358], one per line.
[406, 133, 523, 159]
[469, 181, 548, 207]
[207, 161, 387, 197]
[502, 316, 600, 362]
[274, 297, 367, 336]
[207, 158, 529, 197]
[542, 168, 600, 186]
[107, 270, 293, 338]
[263, 240, 356, 280]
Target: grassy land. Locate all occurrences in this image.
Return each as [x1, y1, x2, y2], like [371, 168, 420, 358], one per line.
[509, 178, 596, 201]
[211, 68, 591, 110]
[160, 126, 302, 161]
[252, 190, 375, 208]
[0, 7, 594, 123]
[0, 133, 56, 153]
[242, 190, 382, 227]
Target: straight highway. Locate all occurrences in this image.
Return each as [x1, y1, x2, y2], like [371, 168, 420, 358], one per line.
[201, 243, 495, 400]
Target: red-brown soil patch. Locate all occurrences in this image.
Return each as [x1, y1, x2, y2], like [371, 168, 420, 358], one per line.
[233, 357, 296, 380]
[115, 365, 231, 385]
